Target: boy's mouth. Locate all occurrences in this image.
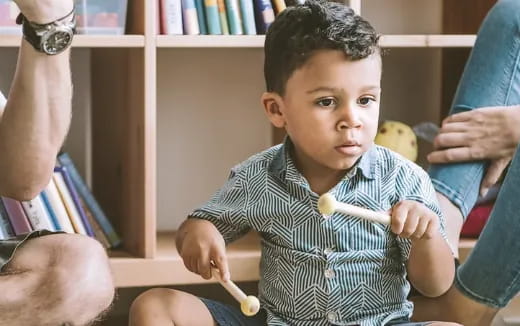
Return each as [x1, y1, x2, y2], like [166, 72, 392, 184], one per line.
[335, 142, 361, 155]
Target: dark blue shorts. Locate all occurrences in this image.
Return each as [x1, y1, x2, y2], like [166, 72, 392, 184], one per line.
[200, 298, 433, 326]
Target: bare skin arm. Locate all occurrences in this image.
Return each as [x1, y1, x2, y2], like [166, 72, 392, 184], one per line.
[0, 0, 73, 200]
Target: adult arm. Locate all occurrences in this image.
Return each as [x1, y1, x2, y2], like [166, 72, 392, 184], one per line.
[0, 0, 73, 200]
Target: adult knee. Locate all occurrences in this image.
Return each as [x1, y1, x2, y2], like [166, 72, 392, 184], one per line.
[130, 288, 179, 318]
[493, 0, 520, 31]
[50, 235, 115, 323]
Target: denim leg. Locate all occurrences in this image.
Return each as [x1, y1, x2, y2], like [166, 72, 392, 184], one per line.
[428, 0, 520, 218]
[456, 142, 520, 307]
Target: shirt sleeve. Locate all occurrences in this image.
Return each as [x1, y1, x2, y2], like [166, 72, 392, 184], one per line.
[189, 168, 251, 244]
[394, 163, 449, 260]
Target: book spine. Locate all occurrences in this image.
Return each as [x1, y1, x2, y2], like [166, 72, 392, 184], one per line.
[80, 196, 111, 249]
[194, 0, 208, 34]
[53, 170, 87, 235]
[163, 0, 183, 34]
[225, 0, 243, 35]
[271, 0, 286, 15]
[216, 0, 230, 34]
[204, 0, 222, 34]
[21, 195, 55, 231]
[1, 197, 32, 235]
[58, 153, 121, 247]
[159, 0, 166, 34]
[253, 0, 274, 34]
[182, 0, 200, 34]
[0, 199, 15, 239]
[44, 179, 75, 233]
[40, 190, 62, 231]
[59, 166, 95, 237]
[239, 0, 256, 35]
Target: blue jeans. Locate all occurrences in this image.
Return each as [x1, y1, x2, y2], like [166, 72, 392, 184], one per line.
[428, 0, 520, 308]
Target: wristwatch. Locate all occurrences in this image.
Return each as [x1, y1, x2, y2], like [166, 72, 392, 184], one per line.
[16, 8, 76, 55]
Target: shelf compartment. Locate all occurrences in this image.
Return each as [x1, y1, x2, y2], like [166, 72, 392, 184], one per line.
[110, 231, 261, 287]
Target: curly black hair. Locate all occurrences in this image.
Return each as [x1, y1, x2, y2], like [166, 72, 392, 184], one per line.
[264, 0, 380, 95]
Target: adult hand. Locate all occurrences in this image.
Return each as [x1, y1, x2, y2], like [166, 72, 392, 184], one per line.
[427, 105, 520, 196]
[14, 0, 73, 24]
[427, 105, 520, 164]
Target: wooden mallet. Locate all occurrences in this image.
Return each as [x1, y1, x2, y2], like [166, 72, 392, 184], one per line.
[317, 193, 391, 225]
[211, 267, 260, 316]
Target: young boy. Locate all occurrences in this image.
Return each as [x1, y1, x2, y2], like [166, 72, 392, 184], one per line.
[130, 1, 458, 325]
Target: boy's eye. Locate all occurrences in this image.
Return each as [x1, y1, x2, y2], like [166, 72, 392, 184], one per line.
[358, 97, 375, 106]
[317, 98, 336, 107]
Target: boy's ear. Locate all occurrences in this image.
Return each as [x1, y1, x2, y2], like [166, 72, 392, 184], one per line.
[261, 92, 285, 128]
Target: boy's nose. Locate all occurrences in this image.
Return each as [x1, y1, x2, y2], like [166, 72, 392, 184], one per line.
[336, 107, 362, 130]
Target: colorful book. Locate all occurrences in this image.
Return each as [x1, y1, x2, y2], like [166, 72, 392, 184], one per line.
[80, 196, 111, 249]
[182, 0, 200, 34]
[254, 0, 274, 34]
[21, 195, 55, 231]
[40, 190, 62, 231]
[0, 199, 15, 239]
[43, 179, 75, 233]
[161, 0, 183, 34]
[285, 0, 304, 6]
[204, 0, 222, 34]
[53, 169, 87, 235]
[225, 0, 243, 35]
[194, 0, 208, 34]
[216, 0, 230, 34]
[1, 197, 32, 235]
[239, 0, 256, 35]
[57, 166, 94, 237]
[58, 153, 121, 248]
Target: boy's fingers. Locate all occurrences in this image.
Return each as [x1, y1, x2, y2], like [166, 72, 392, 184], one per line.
[213, 253, 230, 282]
[185, 257, 198, 275]
[401, 213, 418, 238]
[425, 216, 439, 239]
[413, 217, 429, 239]
[198, 256, 212, 280]
[391, 203, 407, 235]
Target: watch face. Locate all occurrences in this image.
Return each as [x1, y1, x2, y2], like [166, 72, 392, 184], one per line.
[41, 28, 73, 55]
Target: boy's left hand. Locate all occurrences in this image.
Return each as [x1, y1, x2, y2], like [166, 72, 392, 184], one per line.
[390, 200, 440, 239]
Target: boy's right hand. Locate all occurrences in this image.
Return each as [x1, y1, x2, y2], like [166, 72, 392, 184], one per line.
[176, 218, 230, 281]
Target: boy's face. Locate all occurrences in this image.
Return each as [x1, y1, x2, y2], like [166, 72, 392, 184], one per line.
[263, 49, 382, 177]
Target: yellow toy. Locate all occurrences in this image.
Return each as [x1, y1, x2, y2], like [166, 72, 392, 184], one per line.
[374, 120, 418, 161]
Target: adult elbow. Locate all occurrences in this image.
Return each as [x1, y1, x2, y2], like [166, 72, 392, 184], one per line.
[0, 172, 51, 201]
[0, 183, 42, 201]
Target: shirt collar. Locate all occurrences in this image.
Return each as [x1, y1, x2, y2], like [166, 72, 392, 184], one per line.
[269, 137, 377, 183]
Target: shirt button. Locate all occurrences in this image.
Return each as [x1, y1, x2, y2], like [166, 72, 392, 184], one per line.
[324, 247, 333, 256]
[324, 269, 335, 279]
[322, 213, 332, 220]
[327, 311, 338, 322]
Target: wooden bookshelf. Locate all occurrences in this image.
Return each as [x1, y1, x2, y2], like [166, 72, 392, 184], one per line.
[0, 35, 145, 48]
[156, 34, 476, 48]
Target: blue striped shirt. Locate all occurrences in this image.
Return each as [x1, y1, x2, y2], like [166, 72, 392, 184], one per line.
[191, 139, 446, 326]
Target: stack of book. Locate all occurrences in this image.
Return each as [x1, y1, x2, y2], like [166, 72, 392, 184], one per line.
[0, 152, 121, 249]
[159, 0, 301, 35]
